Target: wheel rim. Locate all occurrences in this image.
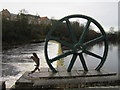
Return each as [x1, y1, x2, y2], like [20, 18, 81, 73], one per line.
[44, 14, 108, 72]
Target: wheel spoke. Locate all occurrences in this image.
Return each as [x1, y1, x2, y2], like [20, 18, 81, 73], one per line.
[83, 50, 103, 59]
[84, 36, 105, 47]
[50, 50, 73, 63]
[79, 20, 91, 43]
[79, 53, 88, 71]
[49, 36, 73, 49]
[67, 54, 78, 72]
[66, 19, 77, 43]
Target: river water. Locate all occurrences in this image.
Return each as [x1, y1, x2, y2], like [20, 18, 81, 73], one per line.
[1, 42, 119, 88]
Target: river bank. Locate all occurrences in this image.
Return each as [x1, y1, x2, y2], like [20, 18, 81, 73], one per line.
[2, 39, 45, 50]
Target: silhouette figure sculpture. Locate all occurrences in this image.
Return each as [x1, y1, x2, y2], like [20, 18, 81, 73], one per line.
[30, 53, 40, 74]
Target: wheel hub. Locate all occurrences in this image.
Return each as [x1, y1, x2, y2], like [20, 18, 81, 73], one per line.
[73, 44, 83, 54]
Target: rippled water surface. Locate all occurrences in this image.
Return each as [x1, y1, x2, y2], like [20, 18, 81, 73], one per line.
[2, 42, 119, 88]
[63, 44, 118, 73]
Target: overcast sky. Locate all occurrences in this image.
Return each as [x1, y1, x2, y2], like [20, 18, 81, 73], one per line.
[0, 0, 119, 32]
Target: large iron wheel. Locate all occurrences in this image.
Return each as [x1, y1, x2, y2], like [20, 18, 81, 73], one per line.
[44, 14, 108, 72]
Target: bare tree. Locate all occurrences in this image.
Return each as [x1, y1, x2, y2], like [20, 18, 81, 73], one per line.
[109, 27, 115, 34]
[19, 9, 28, 15]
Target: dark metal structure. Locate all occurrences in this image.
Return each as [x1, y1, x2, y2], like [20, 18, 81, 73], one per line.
[44, 14, 108, 73]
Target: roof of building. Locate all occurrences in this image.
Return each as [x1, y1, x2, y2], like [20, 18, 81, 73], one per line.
[40, 17, 48, 20]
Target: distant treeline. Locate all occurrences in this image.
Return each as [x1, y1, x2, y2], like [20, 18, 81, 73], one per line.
[107, 31, 119, 44]
[2, 16, 51, 45]
[50, 21, 101, 43]
[2, 16, 120, 49]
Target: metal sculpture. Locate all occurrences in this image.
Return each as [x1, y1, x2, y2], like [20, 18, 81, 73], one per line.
[30, 53, 40, 73]
[44, 14, 108, 73]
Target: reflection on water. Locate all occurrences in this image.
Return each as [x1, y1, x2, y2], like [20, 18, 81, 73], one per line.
[2, 42, 119, 88]
[57, 42, 64, 67]
[59, 44, 118, 73]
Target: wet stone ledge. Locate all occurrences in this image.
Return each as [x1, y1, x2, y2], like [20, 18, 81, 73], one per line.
[11, 68, 120, 90]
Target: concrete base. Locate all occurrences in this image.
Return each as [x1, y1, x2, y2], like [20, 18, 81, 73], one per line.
[11, 68, 120, 89]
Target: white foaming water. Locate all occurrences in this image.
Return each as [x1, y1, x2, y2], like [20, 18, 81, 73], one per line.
[2, 42, 60, 89]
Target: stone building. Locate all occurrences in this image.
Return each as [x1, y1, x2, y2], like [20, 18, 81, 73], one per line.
[1, 9, 17, 21]
[1, 9, 11, 20]
[1, 9, 52, 25]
